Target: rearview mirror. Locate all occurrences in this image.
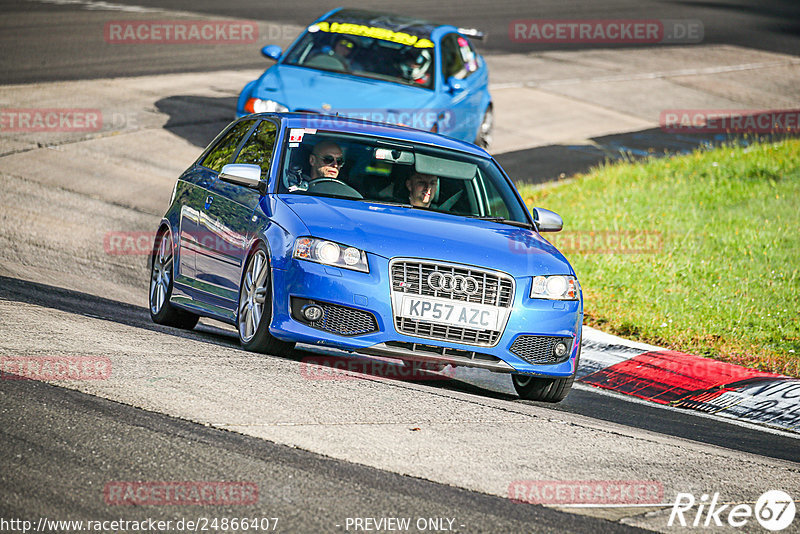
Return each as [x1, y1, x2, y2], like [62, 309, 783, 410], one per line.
[220, 164, 265, 193]
[261, 45, 282, 61]
[533, 207, 563, 232]
[374, 148, 415, 164]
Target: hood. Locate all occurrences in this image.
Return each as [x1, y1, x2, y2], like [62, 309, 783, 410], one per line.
[256, 65, 436, 117]
[279, 195, 573, 277]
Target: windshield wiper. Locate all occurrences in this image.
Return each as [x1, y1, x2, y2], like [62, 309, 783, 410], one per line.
[466, 216, 534, 229]
[357, 198, 413, 208]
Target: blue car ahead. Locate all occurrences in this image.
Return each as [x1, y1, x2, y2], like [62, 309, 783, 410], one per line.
[236, 8, 493, 148]
[149, 113, 582, 402]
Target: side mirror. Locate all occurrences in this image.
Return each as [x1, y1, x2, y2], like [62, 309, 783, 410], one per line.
[446, 76, 466, 93]
[533, 207, 563, 232]
[220, 164, 265, 193]
[261, 45, 282, 61]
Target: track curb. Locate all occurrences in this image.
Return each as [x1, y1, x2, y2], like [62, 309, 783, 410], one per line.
[580, 326, 800, 434]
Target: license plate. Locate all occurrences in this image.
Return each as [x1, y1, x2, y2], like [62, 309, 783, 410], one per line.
[400, 296, 499, 330]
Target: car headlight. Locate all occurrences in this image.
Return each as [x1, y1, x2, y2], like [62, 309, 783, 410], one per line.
[293, 237, 369, 273]
[530, 275, 580, 300]
[244, 98, 289, 114]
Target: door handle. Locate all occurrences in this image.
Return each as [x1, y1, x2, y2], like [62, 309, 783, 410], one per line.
[204, 195, 213, 209]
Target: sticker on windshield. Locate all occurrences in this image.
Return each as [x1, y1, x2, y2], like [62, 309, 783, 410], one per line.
[289, 129, 305, 143]
[312, 21, 434, 48]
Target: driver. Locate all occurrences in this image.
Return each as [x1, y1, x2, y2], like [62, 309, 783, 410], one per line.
[309, 140, 346, 180]
[400, 49, 432, 85]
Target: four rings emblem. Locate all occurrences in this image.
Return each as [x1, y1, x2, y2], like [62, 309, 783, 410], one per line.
[427, 272, 479, 296]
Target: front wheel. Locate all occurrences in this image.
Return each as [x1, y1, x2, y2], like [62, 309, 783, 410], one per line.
[149, 227, 199, 329]
[512, 344, 580, 403]
[237, 245, 295, 357]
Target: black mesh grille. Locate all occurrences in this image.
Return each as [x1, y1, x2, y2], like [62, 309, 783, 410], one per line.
[510, 336, 572, 365]
[390, 260, 513, 346]
[310, 303, 377, 336]
[292, 298, 378, 336]
[395, 317, 501, 345]
[391, 261, 514, 307]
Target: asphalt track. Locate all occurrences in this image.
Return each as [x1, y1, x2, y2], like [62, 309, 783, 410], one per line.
[3, 0, 800, 83]
[2, 1, 800, 533]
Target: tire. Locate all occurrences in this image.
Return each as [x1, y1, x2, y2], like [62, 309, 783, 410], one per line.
[237, 245, 295, 357]
[512, 343, 581, 403]
[474, 105, 493, 149]
[149, 227, 199, 329]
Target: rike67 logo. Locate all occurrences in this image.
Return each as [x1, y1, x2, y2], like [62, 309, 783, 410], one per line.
[669, 490, 796, 531]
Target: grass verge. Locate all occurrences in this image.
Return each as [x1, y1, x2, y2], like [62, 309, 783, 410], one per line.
[517, 139, 800, 377]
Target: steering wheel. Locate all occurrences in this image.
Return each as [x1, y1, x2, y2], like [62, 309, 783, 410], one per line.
[306, 52, 350, 72]
[307, 178, 363, 199]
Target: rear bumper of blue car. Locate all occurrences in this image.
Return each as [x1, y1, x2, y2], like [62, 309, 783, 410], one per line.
[269, 256, 582, 377]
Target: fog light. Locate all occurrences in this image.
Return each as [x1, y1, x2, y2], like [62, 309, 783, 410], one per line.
[554, 341, 568, 358]
[302, 304, 324, 322]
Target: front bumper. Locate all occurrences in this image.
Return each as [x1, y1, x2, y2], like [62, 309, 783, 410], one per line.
[269, 255, 582, 377]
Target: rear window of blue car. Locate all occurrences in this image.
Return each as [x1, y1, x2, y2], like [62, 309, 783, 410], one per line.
[282, 23, 435, 89]
[277, 130, 531, 226]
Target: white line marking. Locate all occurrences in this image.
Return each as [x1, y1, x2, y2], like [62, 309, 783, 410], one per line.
[490, 59, 800, 90]
[25, 0, 162, 12]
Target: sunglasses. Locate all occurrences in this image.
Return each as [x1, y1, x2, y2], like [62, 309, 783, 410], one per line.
[315, 154, 345, 166]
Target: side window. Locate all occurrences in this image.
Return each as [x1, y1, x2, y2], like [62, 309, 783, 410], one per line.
[441, 34, 464, 80]
[458, 36, 479, 75]
[200, 119, 256, 172]
[482, 176, 511, 219]
[441, 33, 477, 80]
[235, 120, 278, 174]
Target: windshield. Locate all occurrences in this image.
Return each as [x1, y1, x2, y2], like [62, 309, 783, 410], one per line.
[278, 130, 531, 225]
[282, 23, 435, 89]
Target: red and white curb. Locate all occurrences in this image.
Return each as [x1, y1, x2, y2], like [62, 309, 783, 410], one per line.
[300, 326, 799, 435]
[579, 326, 800, 434]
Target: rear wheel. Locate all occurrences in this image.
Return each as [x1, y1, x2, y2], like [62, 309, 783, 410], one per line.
[149, 227, 199, 329]
[237, 245, 295, 357]
[512, 344, 580, 403]
[474, 105, 493, 149]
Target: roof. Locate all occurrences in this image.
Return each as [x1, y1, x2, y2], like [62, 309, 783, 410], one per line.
[267, 112, 490, 158]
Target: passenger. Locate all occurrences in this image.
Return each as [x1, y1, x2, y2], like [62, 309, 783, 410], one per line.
[333, 37, 363, 71]
[406, 172, 439, 208]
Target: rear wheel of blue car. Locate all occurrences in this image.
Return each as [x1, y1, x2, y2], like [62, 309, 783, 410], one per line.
[512, 344, 580, 403]
[238, 245, 295, 357]
[149, 227, 199, 330]
[474, 105, 493, 149]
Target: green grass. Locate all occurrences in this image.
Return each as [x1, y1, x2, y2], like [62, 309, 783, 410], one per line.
[517, 139, 800, 377]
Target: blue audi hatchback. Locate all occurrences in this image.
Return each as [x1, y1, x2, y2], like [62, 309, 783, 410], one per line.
[150, 113, 582, 401]
[236, 8, 493, 148]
